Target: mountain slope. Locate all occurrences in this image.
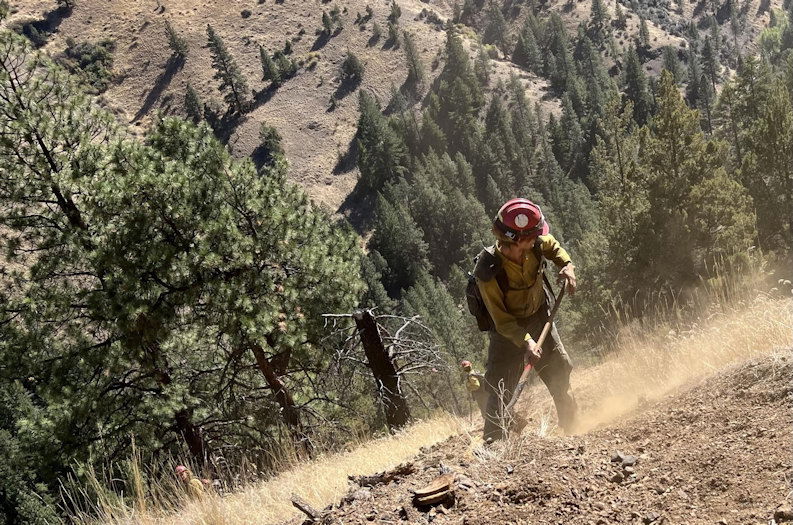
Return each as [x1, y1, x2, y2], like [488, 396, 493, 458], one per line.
[302, 350, 792, 524]
[10, 0, 784, 212]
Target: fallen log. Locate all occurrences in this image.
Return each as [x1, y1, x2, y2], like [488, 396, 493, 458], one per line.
[349, 462, 415, 487]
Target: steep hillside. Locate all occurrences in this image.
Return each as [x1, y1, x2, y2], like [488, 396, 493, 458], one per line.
[8, 0, 783, 211]
[309, 351, 791, 525]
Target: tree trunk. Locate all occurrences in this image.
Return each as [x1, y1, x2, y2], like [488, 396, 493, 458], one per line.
[250, 341, 313, 458]
[353, 309, 411, 431]
[174, 409, 207, 460]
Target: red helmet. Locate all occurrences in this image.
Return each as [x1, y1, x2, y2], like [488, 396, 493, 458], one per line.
[494, 198, 548, 241]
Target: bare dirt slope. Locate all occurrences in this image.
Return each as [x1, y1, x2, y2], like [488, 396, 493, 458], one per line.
[288, 352, 792, 525]
[10, 0, 783, 212]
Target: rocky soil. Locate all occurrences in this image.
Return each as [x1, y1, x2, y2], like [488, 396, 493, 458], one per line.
[287, 353, 792, 524]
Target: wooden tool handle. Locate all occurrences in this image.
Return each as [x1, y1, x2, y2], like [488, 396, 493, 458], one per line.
[505, 283, 566, 413]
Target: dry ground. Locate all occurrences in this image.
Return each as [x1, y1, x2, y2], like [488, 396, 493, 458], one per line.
[8, 0, 783, 213]
[314, 350, 792, 525]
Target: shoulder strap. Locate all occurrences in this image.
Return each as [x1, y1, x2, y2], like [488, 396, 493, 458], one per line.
[473, 246, 501, 281]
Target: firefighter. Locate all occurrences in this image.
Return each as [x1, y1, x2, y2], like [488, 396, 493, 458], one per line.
[474, 198, 578, 440]
[175, 465, 206, 498]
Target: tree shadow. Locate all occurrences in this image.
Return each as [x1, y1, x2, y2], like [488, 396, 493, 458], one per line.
[332, 77, 361, 102]
[207, 110, 247, 144]
[367, 33, 381, 47]
[382, 36, 399, 50]
[249, 83, 279, 112]
[756, 0, 770, 15]
[337, 181, 377, 234]
[333, 135, 358, 174]
[13, 5, 72, 47]
[133, 56, 183, 122]
[311, 32, 331, 51]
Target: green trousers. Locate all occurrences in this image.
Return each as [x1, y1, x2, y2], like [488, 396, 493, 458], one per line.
[482, 291, 578, 440]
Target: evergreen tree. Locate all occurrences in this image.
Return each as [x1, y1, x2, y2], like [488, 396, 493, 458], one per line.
[483, 2, 508, 52]
[389, 1, 402, 21]
[686, 50, 703, 106]
[369, 194, 430, 295]
[165, 20, 188, 60]
[512, 21, 542, 74]
[702, 36, 721, 89]
[638, 17, 650, 49]
[206, 24, 249, 113]
[0, 30, 364, 515]
[403, 31, 425, 90]
[740, 80, 793, 247]
[615, 1, 627, 29]
[699, 73, 715, 133]
[559, 92, 585, 178]
[387, 21, 400, 47]
[257, 121, 285, 166]
[360, 253, 398, 311]
[341, 50, 364, 84]
[274, 50, 298, 79]
[322, 11, 334, 34]
[623, 45, 652, 125]
[475, 45, 491, 86]
[356, 91, 407, 190]
[260, 45, 282, 85]
[640, 72, 754, 282]
[662, 46, 683, 83]
[184, 83, 203, 122]
[590, 0, 609, 31]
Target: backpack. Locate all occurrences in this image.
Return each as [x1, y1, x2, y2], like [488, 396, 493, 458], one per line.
[465, 243, 547, 332]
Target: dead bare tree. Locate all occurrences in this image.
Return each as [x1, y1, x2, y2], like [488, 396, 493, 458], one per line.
[322, 309, 447, 432]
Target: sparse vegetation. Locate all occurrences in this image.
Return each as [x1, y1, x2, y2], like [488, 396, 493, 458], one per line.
[184, 83, 203, 122]
[206, 24, 249, 113]
[165, 20, 188, 60]
[340, 50, 364, 84]
[60, 37, 115, 92]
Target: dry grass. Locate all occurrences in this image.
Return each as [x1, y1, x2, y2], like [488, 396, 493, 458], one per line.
[72, 414, 465, 525]
[73, 266, 793, 524]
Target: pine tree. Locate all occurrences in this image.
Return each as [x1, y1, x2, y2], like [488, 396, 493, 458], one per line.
[322, 11, 333, 34]
[590, 0, 608, 32]
[475, 45, 491, 86]
[403, 31, 425, 90]
[0, 30, 365, 508]
[702, 35, 720, 89]
[662, 46, 683, 83]
[356, 91, 407, 190]
[512, 22, 542, 73]
[389, 1, 402, 21]
[699, 72, 714, 133]
[387, 21, 400, 46]
[615, 1, 627, 29]
[483, 2, 508, 51]
[257, 121, 285, 166]
[260, 45, 282, 85]
[341, 50, 364, 84]
[638, 17, 651, 49]
[623, 45, 652, 125]
[165, 20, 188, 60]
[369, 194, 430, 295]
[184, 83, 203, 122]
[742, 80, 793, 247]
[686, 50, 703, 106]
[206, 24, 249, 113]
[274, 50, 298, 78]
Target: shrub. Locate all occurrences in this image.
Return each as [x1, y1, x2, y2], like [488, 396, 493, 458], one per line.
[241, 9, 252, 18]
[340, 51, 364, 84]
[61, 38, 116, 93]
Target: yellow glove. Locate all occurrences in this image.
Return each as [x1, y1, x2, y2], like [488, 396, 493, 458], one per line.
[466, 374, 481, 392]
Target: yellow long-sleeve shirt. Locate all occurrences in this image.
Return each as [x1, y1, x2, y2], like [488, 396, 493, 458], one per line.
[476, 234, 571, 347]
